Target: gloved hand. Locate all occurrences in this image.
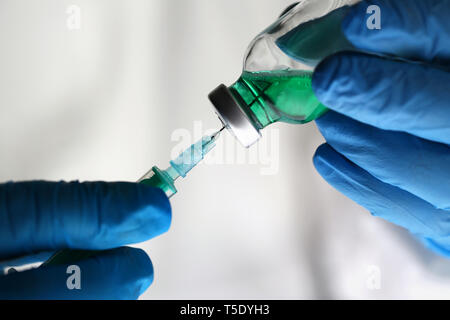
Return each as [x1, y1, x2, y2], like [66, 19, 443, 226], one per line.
[0, 181, 171, 299]
[295, 0, 450, 255]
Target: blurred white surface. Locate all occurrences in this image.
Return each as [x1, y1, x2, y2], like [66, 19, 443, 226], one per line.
[1, 0, 450, 299]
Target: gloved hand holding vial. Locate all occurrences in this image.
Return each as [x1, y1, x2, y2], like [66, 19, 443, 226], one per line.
[1, 0, 449, 299]
[210, 0, 450, 256]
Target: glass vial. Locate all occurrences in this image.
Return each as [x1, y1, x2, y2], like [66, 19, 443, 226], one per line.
[209, 0, 360, 148]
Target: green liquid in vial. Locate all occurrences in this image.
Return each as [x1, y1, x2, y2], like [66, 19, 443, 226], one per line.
[230, 70, 328, 128]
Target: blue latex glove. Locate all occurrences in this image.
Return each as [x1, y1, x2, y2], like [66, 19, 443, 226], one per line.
[0, 181, 171, 299]
[285, 0, 450, 256]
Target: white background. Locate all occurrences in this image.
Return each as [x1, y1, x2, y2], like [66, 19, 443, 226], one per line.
[1, 0, 450, 299]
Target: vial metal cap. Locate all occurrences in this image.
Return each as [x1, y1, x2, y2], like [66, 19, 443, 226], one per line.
[208, 84, 261, 148]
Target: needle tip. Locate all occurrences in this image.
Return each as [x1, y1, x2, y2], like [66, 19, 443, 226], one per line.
[211, 126, 226, 141]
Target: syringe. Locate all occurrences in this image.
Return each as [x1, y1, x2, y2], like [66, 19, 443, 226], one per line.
[139, 128, 223, 198]
[42, 127, 224, 266]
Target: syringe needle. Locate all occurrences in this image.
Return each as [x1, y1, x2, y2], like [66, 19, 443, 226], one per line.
[139, 128, 225, 198]
[211, 126, 226, 141]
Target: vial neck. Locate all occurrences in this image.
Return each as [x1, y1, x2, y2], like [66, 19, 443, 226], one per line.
[229, 74, 281, 130]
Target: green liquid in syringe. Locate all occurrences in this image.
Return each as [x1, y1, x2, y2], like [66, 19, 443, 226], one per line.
[230, 70, 328, 128]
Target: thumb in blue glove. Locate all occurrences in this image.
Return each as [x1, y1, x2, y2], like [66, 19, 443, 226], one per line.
[0, 181, 171, 299]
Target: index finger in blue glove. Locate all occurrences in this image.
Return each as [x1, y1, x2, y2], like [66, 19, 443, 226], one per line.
[316, 111, 450, 210]
[0, 247, 154, 299]
[0, 181, 171, 260]
[312, 52, 450, 145]
[313, 144, 450, 256]
[343, 0, 450, 64]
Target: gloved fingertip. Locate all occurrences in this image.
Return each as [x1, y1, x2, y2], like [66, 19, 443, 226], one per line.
[315, 111, 354, 148]
[313, 144, 393, 221]
[314, 110, 339, 129]
[138, 185, 172, 236]
[313, 144, 340, 179]
[81, 247, 155, 299]
[419, 237, 450, 258]
[312, 52, 346, 107]
[116, 247, 154, 297]
[90, 247, 155, 298]
[313, 143, 380, 204]
[87, 183, 172, 249]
